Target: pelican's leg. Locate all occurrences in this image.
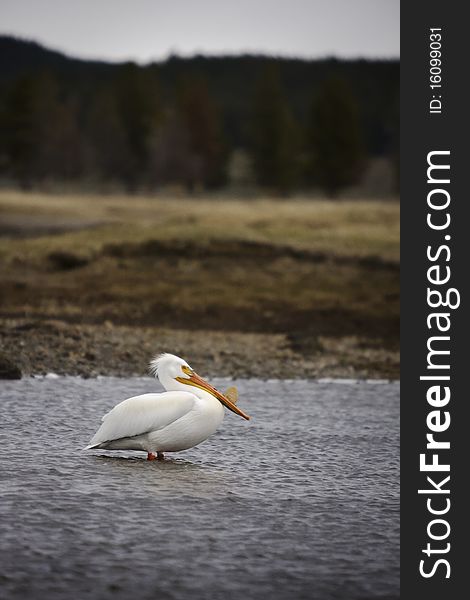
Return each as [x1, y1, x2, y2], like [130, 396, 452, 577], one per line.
[147, 452, 157, 461]
[157, 452, 165, 461]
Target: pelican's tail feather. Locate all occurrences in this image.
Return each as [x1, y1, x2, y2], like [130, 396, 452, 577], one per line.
[84, 442, 103, 450]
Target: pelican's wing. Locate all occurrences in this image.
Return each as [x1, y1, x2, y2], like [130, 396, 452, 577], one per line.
[86, 391, 196, 448]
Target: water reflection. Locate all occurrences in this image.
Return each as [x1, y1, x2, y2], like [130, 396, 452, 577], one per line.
[92, 453, 236, 498]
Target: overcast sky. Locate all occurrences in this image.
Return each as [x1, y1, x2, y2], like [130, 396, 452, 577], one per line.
[0, 0, 399, 63]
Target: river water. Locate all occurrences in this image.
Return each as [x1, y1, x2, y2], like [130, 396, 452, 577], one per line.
[0, 377, 399, 600]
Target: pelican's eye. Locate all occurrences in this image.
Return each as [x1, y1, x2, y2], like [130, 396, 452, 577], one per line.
[181, 365, 194, 377]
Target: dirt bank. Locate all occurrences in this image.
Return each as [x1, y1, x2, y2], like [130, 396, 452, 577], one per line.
[0, 318, 399, 379]
[0, 191, 399, 379]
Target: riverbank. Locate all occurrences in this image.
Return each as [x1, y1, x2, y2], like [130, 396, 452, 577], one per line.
[0, 318, 399, 379]
[0, 191, 399, 379]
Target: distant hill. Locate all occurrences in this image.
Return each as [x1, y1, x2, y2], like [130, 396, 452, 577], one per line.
[0, 36, 398, 150]
[0, 35, 399, 192]
[0, 36, 114, 80]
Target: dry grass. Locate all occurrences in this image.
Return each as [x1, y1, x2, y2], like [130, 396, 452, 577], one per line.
[0, 190, 399, 378]
[0, 190, 399, 264]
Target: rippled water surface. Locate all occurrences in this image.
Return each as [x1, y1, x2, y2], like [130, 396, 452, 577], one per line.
[0, 377, 399, 600]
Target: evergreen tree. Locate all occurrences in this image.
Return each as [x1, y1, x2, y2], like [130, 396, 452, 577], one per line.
[1, 75, 40, 187]
[86, 89, 133, 183]
[148, 108, 192, 189]
[177, 76, 226, 190]
[39, 94, 85, 181]
[0, 72, 84, 186]
[113, 64, 160, 189]
[307, 77, 364, 196]
[250, 65, 300, 195]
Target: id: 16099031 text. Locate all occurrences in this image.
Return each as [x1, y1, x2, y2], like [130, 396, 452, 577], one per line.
[429, 28, 442, 114]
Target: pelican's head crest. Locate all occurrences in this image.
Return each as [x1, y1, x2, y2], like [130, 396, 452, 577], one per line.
[149, 353, 191, 380]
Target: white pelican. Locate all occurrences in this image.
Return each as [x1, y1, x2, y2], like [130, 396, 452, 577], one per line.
[85, 353, 250, 460]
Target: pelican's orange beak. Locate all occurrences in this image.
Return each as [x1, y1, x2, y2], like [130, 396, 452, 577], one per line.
[176, 369, 250, 420]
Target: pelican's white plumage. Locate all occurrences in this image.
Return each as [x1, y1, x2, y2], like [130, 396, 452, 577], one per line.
[86, 391, 196, 449]
[85, 353, 250, 460]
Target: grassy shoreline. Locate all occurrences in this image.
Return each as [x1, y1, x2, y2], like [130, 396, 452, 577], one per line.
[0, 191, 399, 379]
